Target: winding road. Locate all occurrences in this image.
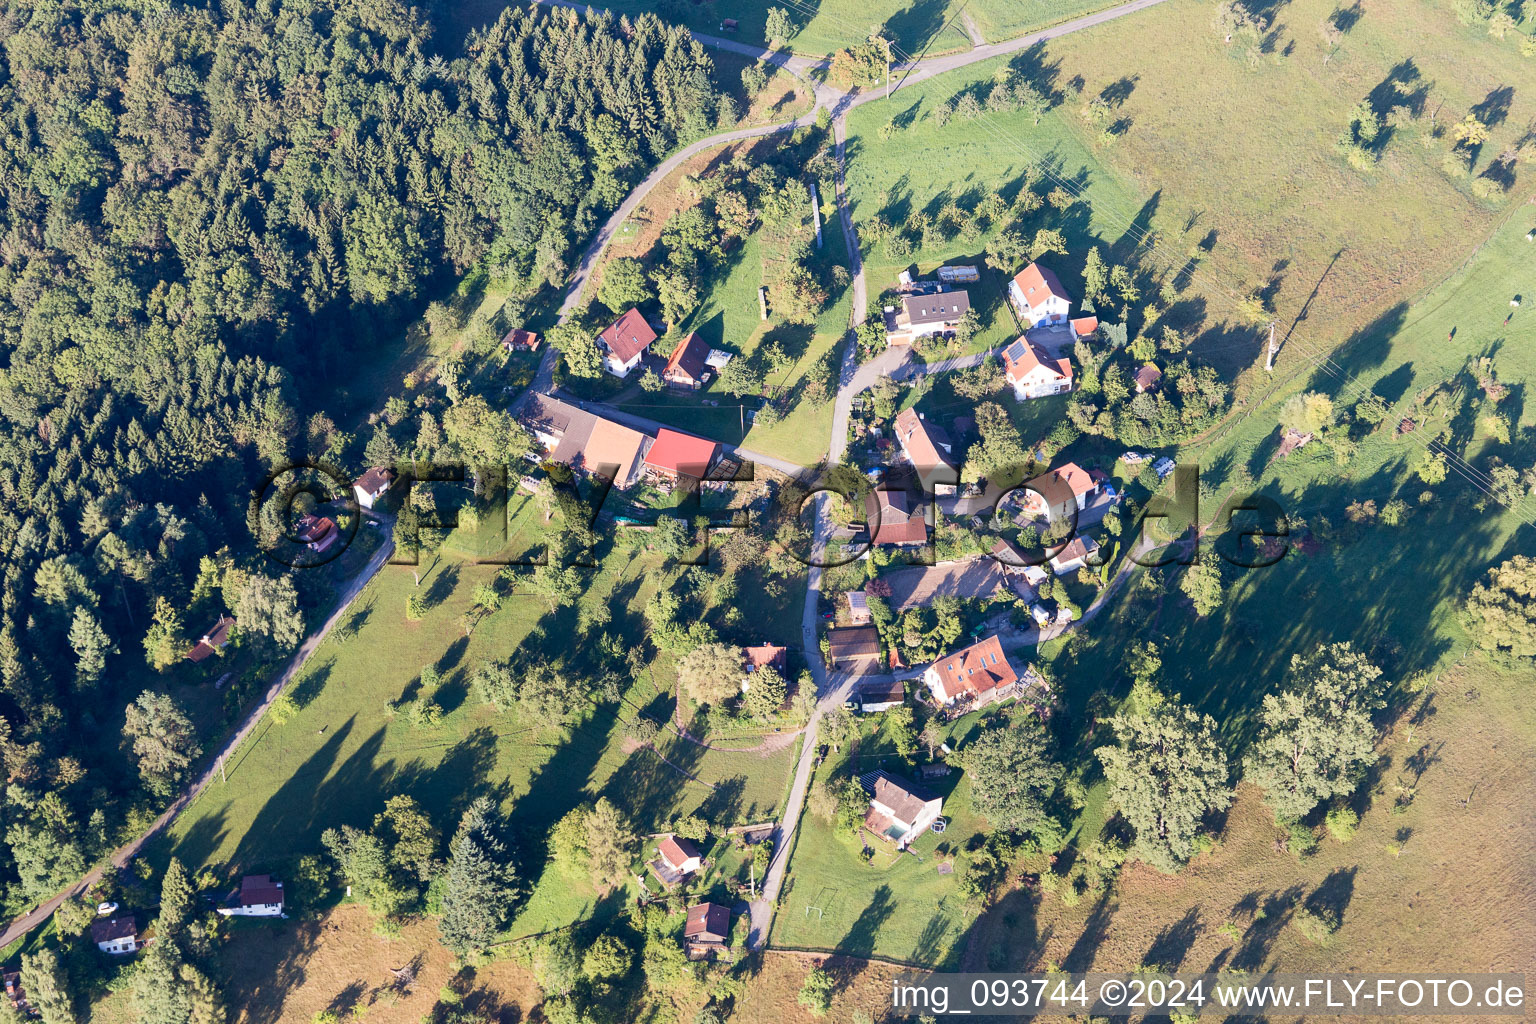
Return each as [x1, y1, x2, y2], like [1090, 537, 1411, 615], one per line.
[0, 0, 1173, 962]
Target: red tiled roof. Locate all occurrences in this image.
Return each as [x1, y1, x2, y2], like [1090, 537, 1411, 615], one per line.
[90, 916, 137, 944]
[1044, 462, 1096, 499]
[659, 835, 702, 870]
[1001, 337, 1072, 384]
[237, 874, 284, 907]
[865, 489, 927, 545]
[893, 408, 954, 476]
[1052, 535, 1100, 566]
[1071, 316, 1099, 337]
[1010, 262, 1071, 306]
[355, 466, 394, 495]
[598, 308, 658, 364]
[663, 332, 711, 384]
[742, 644, 787, 673]
[928, 635, 1017, 702]
[827, 625, 881, 660]
[684, 902, 731, 942]
[643, 428, 719, 478]
[500, 327, 541, 351]
[186, 615, 236, 662]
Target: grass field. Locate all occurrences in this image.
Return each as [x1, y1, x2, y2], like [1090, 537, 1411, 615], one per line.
[841, 50, 1167, 347]
[155, 542, 797, 940]
[964, 654, 1536, 979]
[587, 133, 854, 465]
[768, 712, 996, 966]
[1035, 0, 1536, 379]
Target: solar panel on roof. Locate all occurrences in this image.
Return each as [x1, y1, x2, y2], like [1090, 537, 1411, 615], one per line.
[1005, 340, 1026, 360]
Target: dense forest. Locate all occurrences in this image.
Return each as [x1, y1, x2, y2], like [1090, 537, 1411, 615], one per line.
[0, 0, 721, 927]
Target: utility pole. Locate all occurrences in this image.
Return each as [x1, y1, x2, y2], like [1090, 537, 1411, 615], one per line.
[885, 38, 893, 100]
[1264, 319, 1277, 372]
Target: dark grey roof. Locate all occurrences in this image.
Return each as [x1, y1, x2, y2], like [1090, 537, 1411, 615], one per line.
[902, 290, 971, 326]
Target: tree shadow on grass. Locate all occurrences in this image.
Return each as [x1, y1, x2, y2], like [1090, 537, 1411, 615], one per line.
[1231, 885, 1303, 970]
[1304, 866, 1357, 929]
[828, 884, 896, 991]
[1143, 906, 1203, 970]
[233, 717, 384, 868]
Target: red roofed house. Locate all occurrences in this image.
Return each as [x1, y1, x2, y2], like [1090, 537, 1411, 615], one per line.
[1008, 261, 1073, 327]
[91, 914, 141, 955]
[353, 466, 394, 510]
[892, 408, 957, 492]
[922, 635, 1019, 706]
[642, 428, 719, 488]
[742, 644, 787, 675]
[658, 835, 703, 877]
[296, 514, 338, 553]
[1135, 364, 1163, 393]
[598, 308, 659, 377]
[186, 615, 235, 663]
[683, 902, 732, 948]
[500, 327, 541, 352]
[662, 332, 713, 389]
[217, 874, 285, 917]
[1020, 462, 1101, 523]
[864, 488, 927, 547]
[1071, 316, 1099, 339]
[1001, 337, 1074, 401]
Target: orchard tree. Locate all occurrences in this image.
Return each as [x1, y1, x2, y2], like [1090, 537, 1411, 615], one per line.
[1179, 559, 1224, 616]
[1463, 555, 1536, 658]
[965, 723, 1062, 837]
[1243, 642, 1384, 822]
[1097, 696, 1230, 872]
[798, 967, 834, 1017]
[765, 6, 795, 45]
[677, 642, 744, 706]
[123, 691, 202, 797]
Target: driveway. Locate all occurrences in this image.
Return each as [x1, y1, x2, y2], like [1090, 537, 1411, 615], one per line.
[882, 558, 1009, 612]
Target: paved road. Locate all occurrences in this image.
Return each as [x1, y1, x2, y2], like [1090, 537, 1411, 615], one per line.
[0, 532, 397, 953]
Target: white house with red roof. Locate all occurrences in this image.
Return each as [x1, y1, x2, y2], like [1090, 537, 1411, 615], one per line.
[892, 408, 957, 492]
[922, 635, 1019, 706]
[598, 308, 659, 377]
[1001, 337, 1074, 401]
[1008, 262, 1073, 327]
[658, 835, 703, 876]
[1020, 462, 1101, 523]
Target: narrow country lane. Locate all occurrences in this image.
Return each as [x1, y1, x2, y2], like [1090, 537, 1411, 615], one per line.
[0, 0, 1181, 963]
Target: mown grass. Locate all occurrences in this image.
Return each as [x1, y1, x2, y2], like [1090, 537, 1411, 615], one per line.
[154, 541, 797, 940]
[769, 713, 991, 966]
[1034, 0, 1536, 379]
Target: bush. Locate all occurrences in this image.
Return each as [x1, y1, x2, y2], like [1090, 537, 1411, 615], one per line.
[1286, 820, 1319, 857]
[1325, 805, 1359, 842]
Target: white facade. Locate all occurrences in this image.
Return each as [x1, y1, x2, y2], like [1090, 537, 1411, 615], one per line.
[217, 899, 283, 918]
[1009, 281, 1071, 327]
[603, 350, 642, 377]
[1010, 363, 1073, 401]
[96, 936, 138, 955]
